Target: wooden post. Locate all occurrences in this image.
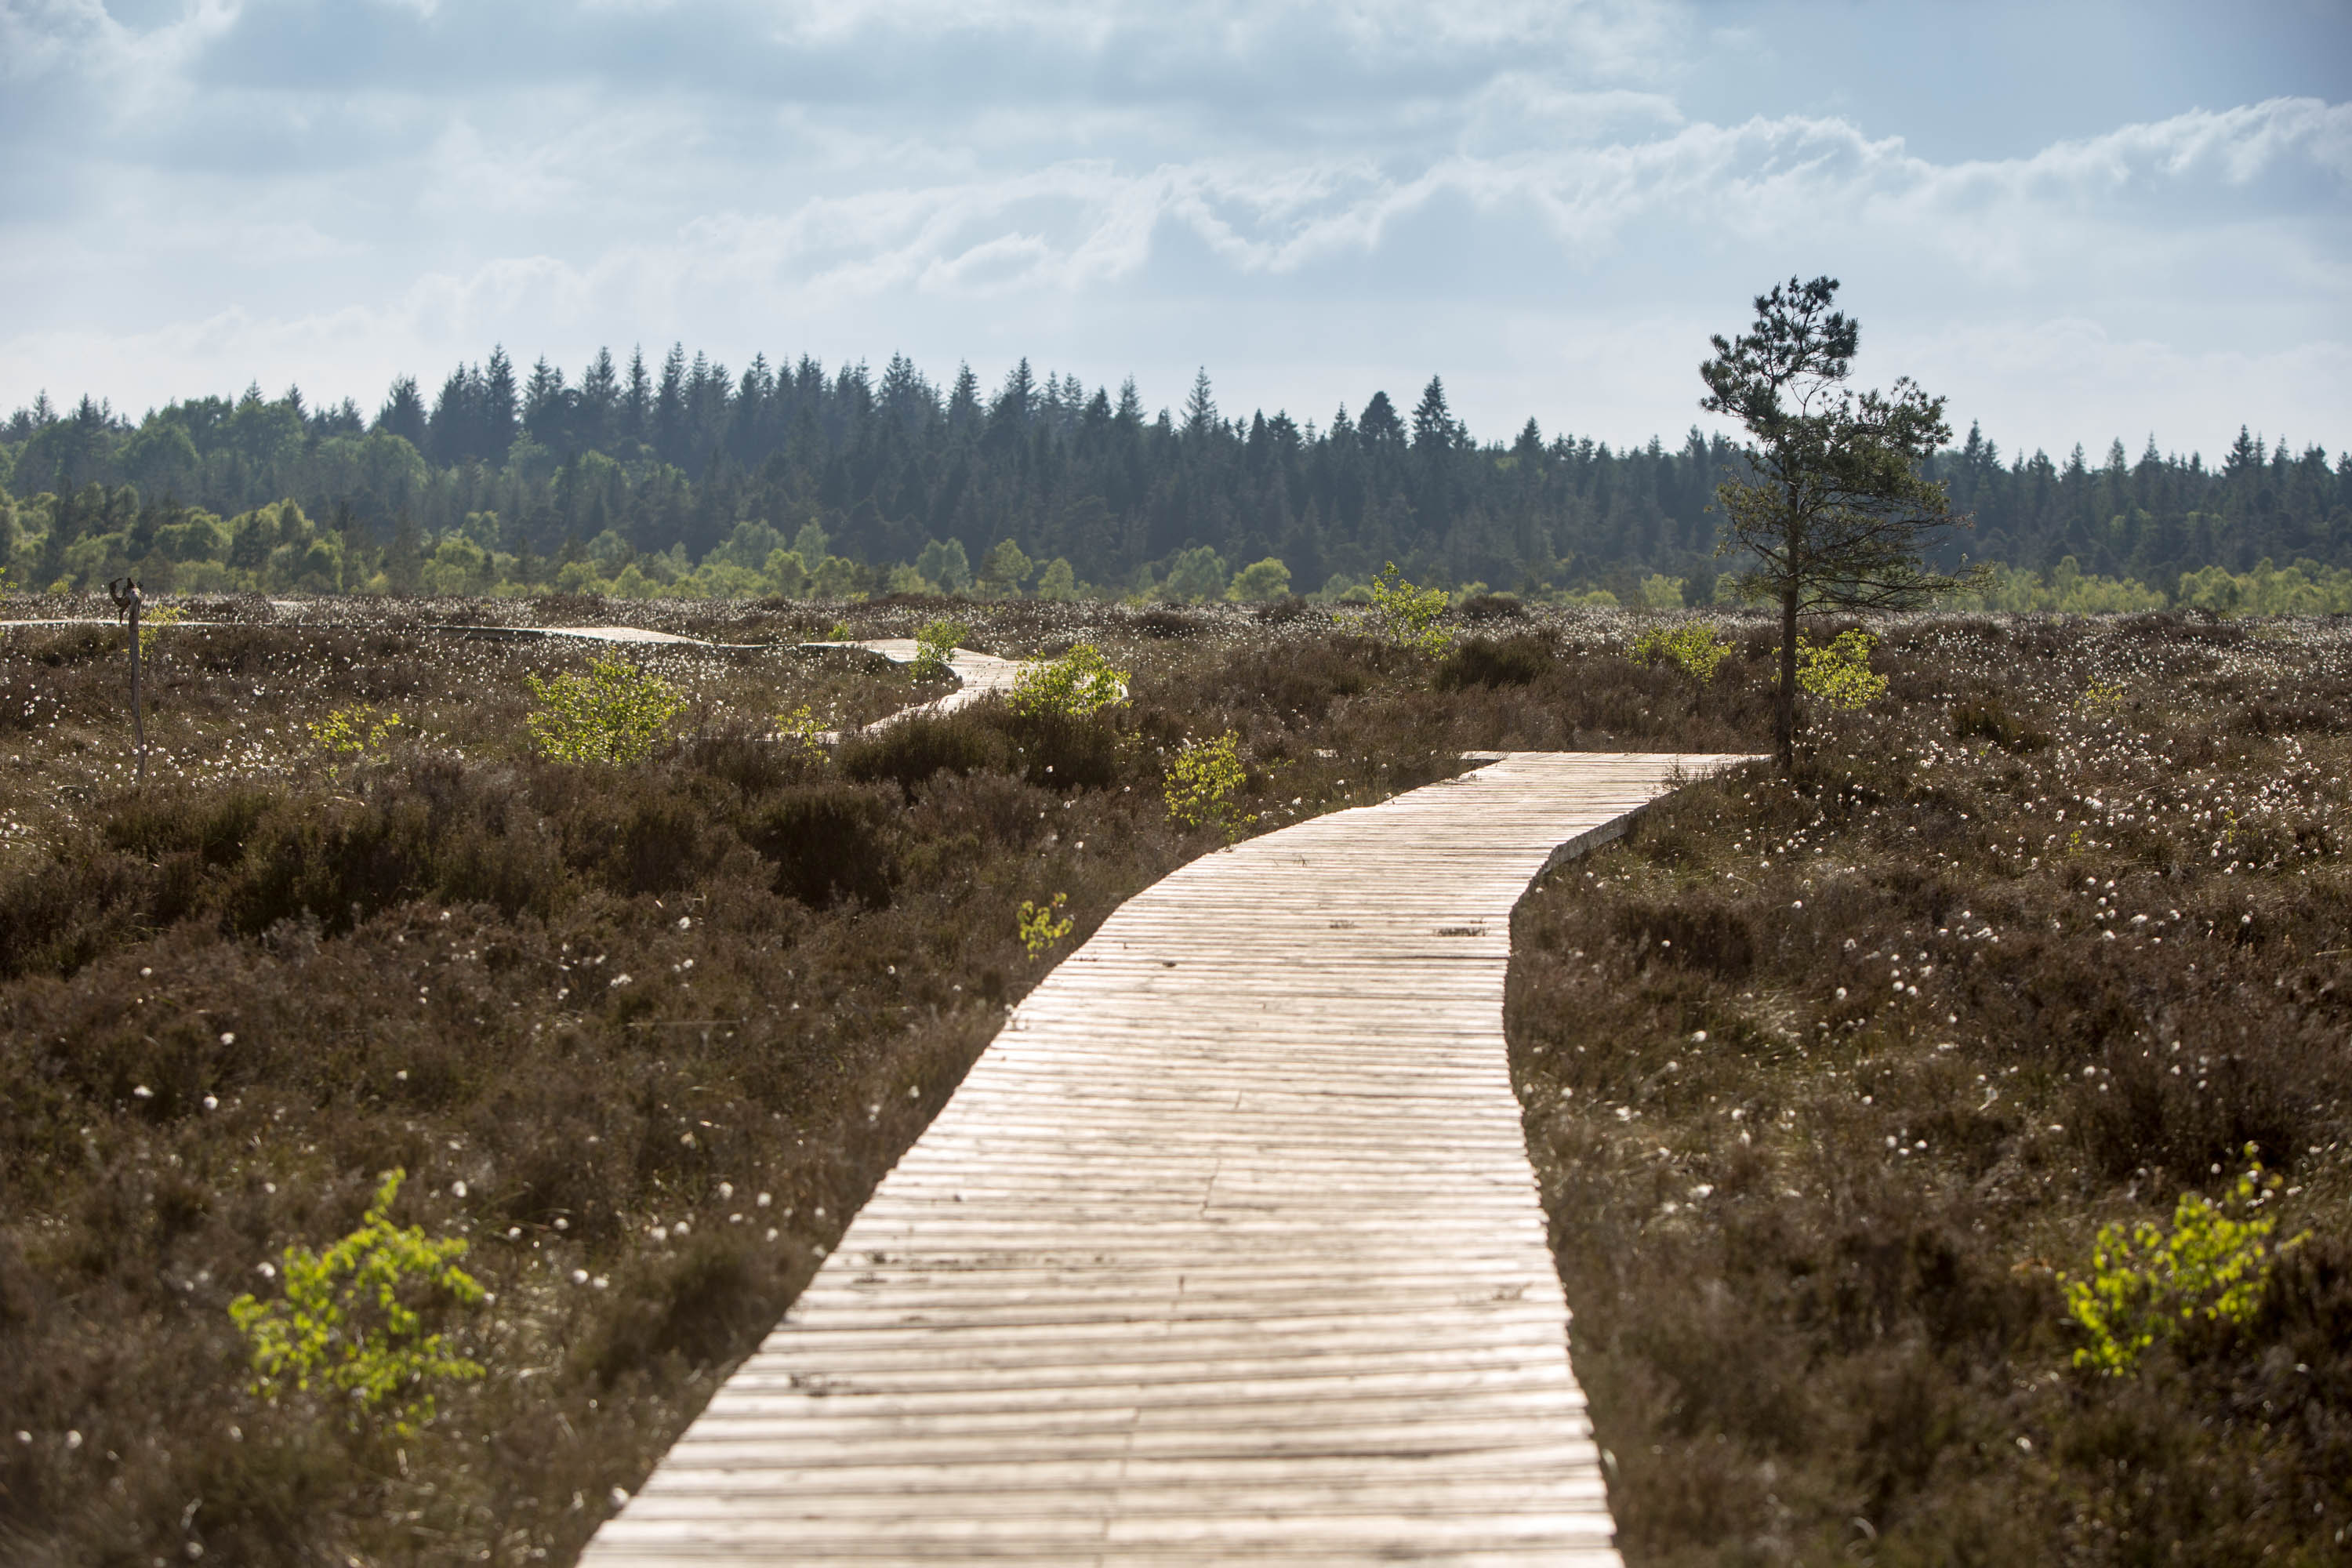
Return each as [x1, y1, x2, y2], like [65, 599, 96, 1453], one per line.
[108, 577, 144, 783]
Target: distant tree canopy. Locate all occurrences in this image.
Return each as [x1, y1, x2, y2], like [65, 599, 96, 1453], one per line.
[3, 349, 2347, 606]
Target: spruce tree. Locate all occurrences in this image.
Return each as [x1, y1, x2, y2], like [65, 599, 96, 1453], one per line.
[376, 377, 428, 448]
[1181, 368, 1218, 439]
[484, 347, 519, 456]
[622, 347, 652, 446]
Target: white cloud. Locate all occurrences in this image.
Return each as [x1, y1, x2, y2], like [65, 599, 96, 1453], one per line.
[1, 1, 2345, 458]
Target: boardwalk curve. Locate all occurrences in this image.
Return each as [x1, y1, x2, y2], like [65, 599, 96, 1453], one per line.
[799, 637, 1033, 733]
[585, 750, 1751, 1566]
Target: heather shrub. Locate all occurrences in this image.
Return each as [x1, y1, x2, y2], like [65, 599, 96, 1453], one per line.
[1134, 608, 1207, 638]
[839, 709, 1012, 792]
[1436, 633, 1552, 690]
[746, 782, 898, 909]
[1507, 611, 2350, 1562]
[1950, 695, 2049, 751]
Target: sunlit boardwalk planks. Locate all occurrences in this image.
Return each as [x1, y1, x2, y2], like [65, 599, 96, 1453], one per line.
[583, 751, 1753, 1566]
[800, 637, 1032, 731]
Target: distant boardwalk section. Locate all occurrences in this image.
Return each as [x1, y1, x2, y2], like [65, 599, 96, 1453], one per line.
[584, 751, 1752, 1566]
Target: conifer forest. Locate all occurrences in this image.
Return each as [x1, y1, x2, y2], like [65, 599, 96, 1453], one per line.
[6, 347, 2349, 613]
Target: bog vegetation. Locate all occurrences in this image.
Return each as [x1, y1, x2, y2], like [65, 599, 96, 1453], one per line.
[1506, 610, 2350, 1562]
[0, 587, 2343, 1564]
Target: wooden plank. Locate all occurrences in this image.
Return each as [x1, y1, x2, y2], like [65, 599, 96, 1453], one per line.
[583, 751, 1753, 1566]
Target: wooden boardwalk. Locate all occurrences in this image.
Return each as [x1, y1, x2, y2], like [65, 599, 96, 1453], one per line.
[584, 751, 1748, 1565]
[800, 637, 1033, 733]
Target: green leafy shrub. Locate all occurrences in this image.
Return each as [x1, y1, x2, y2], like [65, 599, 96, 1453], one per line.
[524, 655, 685, 763]
[1794, 629, 1888, 710]
[136, 602, 185, 660]
[2081, 677, 2127, 712]
[1007, 642, 1127, 720]
[227, 1171, 485, 1436]
[1632, 622, 1733, 683]
[307, 702, 402, 779]
[1364, 562, 1453, 655]
[912, 618, 968, 679]
[775, 702, 827, 760]
[1018, 891, 1074, 958]
[2060, 1147, 2307, 1376]
[1164, 730, 1254, 840]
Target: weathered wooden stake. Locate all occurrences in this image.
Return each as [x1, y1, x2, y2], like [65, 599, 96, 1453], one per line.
[107, 576, 144, 783]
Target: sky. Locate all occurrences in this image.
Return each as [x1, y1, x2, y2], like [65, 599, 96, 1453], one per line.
[2, 0, 2347, 462]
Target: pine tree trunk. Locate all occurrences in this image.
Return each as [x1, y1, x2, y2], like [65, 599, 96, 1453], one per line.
[1777, 584, 1798, 773]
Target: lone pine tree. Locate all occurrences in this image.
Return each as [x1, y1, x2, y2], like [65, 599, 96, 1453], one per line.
[1701, 275, 1969, 769]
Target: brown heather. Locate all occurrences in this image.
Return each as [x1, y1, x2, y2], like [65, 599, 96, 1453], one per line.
[0, 593, 2343, 1564]
[1509, 612, 2352, 1565]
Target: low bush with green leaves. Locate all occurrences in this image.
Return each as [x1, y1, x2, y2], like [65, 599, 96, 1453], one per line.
[1163, 730, 1254, 840]
[2080, 677, 2128, 712]
[912, 618, 968, 679]
[775, 702, 827, 759]
[228, 1171, 485, 1436]
[136, 602, 185, 660]
[1007, 641, 1127, 720]
[524, 655, 686, 763]
[1365, 563, 1453, 655]
[1631, 622, 1733, 683]
[1794, 627, 1888, 710]
[1017, 891, 1075, 959]
[2060, 1147, 2308, 1376]
[307, 702, 402, 779]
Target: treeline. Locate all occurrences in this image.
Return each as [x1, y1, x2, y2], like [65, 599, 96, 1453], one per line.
[4, 347, 2349, 608]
